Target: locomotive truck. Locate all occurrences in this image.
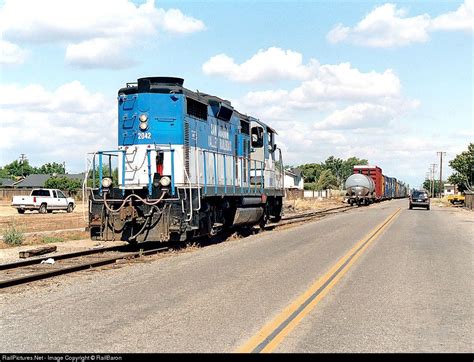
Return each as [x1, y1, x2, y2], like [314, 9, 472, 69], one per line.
[86, 77, 285, 243]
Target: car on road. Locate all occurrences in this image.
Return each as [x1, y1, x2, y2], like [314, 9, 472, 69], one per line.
[409, 190, 430, 210]
[11, 188, 75, 214]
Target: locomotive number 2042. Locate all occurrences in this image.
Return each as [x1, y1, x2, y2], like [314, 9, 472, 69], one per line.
[138, 132, 152, 139]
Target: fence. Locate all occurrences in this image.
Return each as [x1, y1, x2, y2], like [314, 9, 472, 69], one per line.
[0, 188, 30, 200]
[304, 190, 330, 198]
[303, 189, 346, 199]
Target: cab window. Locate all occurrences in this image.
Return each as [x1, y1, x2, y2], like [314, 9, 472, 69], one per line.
[251, 126, 264, 148]
[57, 190, 66, 198]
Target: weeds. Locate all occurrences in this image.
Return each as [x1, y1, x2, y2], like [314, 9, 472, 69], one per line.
[2, 224, 25, 246]
[41, 236, 65, 244]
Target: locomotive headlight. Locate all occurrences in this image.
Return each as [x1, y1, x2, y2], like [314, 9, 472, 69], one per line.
[139, 113, 148, 130]
[102, 177, 113, 188]
[139, 121, 148, 130]
[159, 176, 171, 187]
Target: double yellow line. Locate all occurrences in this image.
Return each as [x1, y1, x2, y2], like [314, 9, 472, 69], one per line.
[237, 207, 402, 353]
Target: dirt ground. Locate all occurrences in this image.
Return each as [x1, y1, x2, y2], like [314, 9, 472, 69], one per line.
[0, 200, 88, 233]
[0, 238, 126, 264]
[283, 197, 345, 214]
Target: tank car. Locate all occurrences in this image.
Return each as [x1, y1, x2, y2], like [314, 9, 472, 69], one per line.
[86, 77, 285, 243]
[344, 173, 375, 206]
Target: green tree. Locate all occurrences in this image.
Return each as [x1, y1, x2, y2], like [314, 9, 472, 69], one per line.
[341, 157, 368, 184]
[422, 179, 441, 196]
[0, 167, 10, 178]
[323, 156, 344, 186]
[298, 163, 324, 183]
[299, 156, 368, 189]
[36, 162, 66, 175]
[1, 160, 67, 177]
[448, 143, 474, 192]
[3, 159, 35, 177]
[315, 169, 338, 191]
[45, 176, 82, 195]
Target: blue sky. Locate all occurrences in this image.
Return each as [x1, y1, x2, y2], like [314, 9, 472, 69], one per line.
[0, 0, 472, 188]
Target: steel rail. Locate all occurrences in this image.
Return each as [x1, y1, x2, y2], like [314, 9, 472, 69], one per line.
[280, 205, 351, 222]
[0, 244, 128, 271]
[265, 205, 353, 229]
[0, 246, 168, 289]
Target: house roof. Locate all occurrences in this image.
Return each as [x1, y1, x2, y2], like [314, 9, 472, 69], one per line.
[0, 178, 16, 187]
[14, 173, 85, 188]
[285, 167, 304, 178]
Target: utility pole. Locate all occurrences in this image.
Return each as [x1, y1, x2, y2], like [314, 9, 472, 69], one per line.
[19, 154, 27, 177]
[430, 163, 437, 197]
[437, 151, 446, 198]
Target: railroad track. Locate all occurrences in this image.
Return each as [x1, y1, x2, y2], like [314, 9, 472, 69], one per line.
[0, 205, 353, 289]
[0, 243, 169, 289]
[267, 204, 352, 228]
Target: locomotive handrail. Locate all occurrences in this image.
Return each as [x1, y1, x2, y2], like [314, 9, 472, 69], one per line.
[201, 149, 265, 195]
[87, 147, 178, 201]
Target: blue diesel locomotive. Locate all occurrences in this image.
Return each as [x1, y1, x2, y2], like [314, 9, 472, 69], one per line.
[87, 77, 285, 243]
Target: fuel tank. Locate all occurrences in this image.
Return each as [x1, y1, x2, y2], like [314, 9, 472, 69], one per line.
[344, 174, 375, 197]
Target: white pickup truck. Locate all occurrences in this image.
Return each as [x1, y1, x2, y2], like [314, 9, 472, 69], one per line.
[12, 189, 75, 214]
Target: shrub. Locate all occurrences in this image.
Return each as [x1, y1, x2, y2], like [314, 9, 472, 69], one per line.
[3, 224, 25, 246]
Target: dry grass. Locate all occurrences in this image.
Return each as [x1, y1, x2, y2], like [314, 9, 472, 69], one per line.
[0, 230, 89, 249]
[284, 197, 345, 213]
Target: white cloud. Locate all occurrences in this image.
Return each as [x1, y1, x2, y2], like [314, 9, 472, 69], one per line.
[327, 3, 431, 47]
[0, 82, 115, 171]
[313, 103, 395, 130]
[202, 47, 319, 82]
[162, 8, 207, 34]
[431, 0, 474, 32]
[235, 58, 402, 114]
[0, 0, 205, 68]
[0, 40, 27, 65]
[327, 1, 473, 48]
[65, 38, 136, 69]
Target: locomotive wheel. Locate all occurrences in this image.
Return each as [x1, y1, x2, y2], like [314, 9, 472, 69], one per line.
[271, 215, 282, 223]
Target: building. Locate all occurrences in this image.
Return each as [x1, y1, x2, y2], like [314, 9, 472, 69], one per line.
[443, 183, 458, 196]
[14, 173, 85, 188]
[0, 178, 17, 187]
[284, 168, 304, 190]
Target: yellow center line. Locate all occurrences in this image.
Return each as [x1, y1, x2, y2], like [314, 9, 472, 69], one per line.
[236, 207, 402, 353]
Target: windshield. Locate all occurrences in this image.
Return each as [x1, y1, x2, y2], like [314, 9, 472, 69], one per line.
[412, 191, 428, 198]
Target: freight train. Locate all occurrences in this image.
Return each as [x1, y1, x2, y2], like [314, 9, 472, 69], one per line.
[344, 165, 408, 206]
[86, 77, 285, 243]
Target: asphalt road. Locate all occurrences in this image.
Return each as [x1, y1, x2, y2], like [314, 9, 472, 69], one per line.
[1, 199, 472, 353]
